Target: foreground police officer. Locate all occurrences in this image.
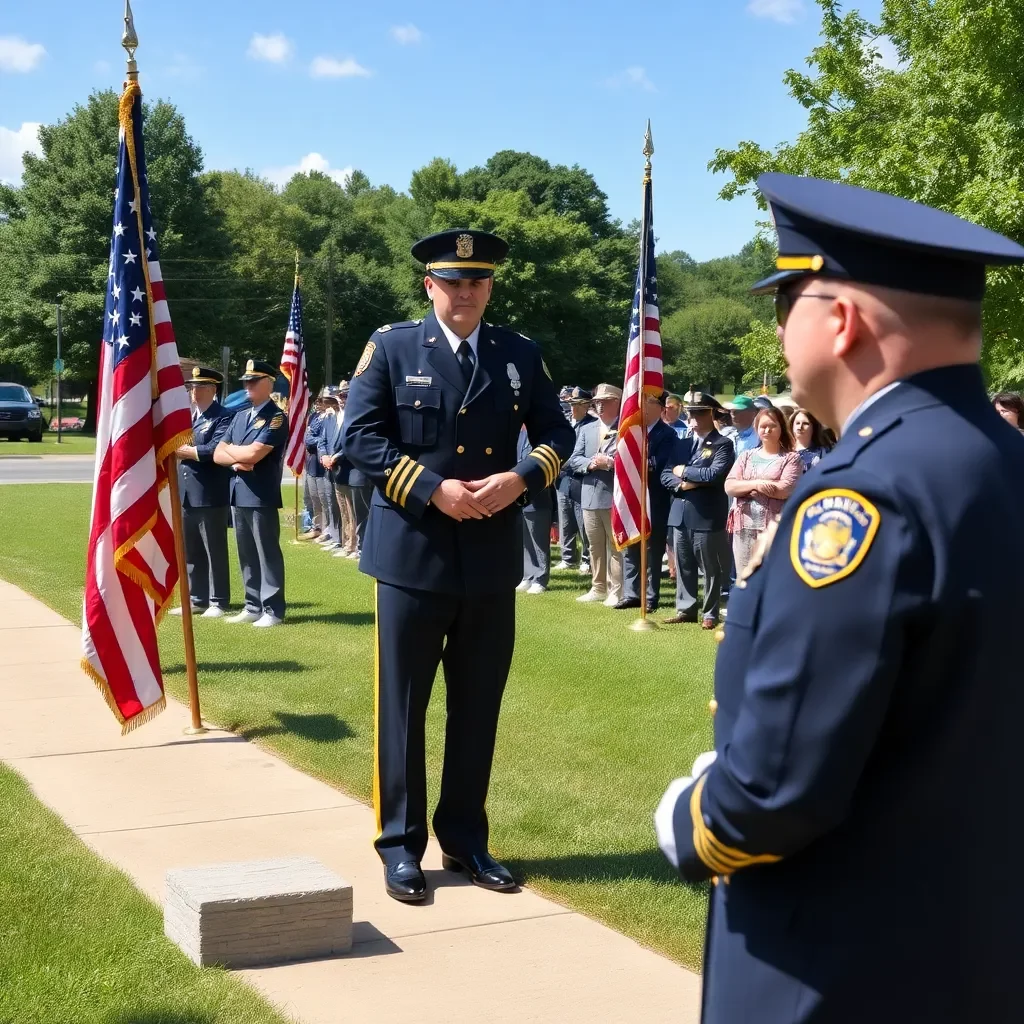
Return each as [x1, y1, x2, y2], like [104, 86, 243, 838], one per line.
[214, 359, 288, 627]
[173, 367, 232, 617]
[655, 174, 1024, 1023]
[343, 229, 575, 902]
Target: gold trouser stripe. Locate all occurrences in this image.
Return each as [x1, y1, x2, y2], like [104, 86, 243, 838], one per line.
[396, 462, 425, 507]
[426, 260, 495, 271]
[373, 581, 382, 840]
[385, 456, 413, 502]
[389, 458, 417, 506]
[529, 446, 559, 486]
[689, 775, 783, 876]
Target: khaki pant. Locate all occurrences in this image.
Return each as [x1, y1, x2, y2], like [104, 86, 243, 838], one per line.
[334, 483, 357, 553]
[582, 507, 622, 600]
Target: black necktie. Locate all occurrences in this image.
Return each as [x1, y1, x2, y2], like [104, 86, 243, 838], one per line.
[456, 339, 475, 385]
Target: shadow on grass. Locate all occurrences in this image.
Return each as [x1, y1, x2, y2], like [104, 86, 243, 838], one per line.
[285, 611, 374, 626]
[508, 848, 690, 888]
[229, 711, 355, 744]
[163, 660, 308, 675]
[105, 1013, 214, 1024]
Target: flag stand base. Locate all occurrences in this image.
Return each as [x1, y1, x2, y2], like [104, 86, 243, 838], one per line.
[629, 617, 659, 632]
[183, 724, 209, 736]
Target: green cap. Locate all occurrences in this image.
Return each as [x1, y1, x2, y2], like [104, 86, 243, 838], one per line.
[726, 394, 755, 412]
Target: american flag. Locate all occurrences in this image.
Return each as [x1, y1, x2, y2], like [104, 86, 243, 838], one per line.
[81, 80, 193, 733]
[280, 278, 310, 476]
[612, 172, 664, 549]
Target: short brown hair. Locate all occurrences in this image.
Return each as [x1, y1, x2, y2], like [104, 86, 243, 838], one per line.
[754, 406, 795, 451]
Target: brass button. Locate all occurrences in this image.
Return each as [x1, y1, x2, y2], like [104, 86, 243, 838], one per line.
[709, 698, 718, 716]
[460, 408, 467, 415]
[485, 447, 493, 455]
[384, 467, 392, 477]
[858, 426, 873, 437]
[514, 404, 519, 411]
[414, 399, 421, 408]
[457, 445, 465, 454]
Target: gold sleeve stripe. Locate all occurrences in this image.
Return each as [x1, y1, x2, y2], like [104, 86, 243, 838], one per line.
[396, 462, 425, 508]
[388, 458, 416, 505]
[528, 451, 555, 486]
[529, 446, 560, 487]
[385, 456, 413, 502]
[689, 775, 782, 876]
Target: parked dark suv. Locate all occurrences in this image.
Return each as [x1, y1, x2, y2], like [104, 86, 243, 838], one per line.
[0, 383, 43, 442]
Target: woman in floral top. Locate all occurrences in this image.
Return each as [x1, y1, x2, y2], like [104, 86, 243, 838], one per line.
[725, 407, 803, 579]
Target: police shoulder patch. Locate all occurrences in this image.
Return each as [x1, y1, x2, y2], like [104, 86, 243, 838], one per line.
[269, 414, 283, 430]
[789, 488, 880, 588]
[354, 341, 376, 377]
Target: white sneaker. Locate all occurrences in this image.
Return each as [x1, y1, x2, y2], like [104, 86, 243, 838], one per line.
[226, 609, 260, 624]
[348, 550, 360, 559]
[578, 562, 591, 575]
[515, 580, 531, 592]
[576, 589, 605, 603]
[201, 606, 226, 619]
[324, 543, 342, 553]
[253, 613, 284, 628]
[553, 561, 572, 571]
[168, 606, 183, 616]
[526, 582, 547, 595]
[603, 595, 619, 607]
[332, 548, 349, 557]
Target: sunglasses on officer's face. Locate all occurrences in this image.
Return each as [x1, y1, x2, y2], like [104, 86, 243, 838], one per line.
[774, 290, 838, 328]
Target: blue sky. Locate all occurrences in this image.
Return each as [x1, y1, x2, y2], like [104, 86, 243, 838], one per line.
[1, 0, 888, 261]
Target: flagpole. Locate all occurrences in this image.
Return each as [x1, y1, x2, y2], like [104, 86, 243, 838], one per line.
[630, 121, 658, 633]
[290, 249, 303, 544]
[122, 0, 206, 733]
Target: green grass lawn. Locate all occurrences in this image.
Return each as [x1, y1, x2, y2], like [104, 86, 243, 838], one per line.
[0, 763, 293, 1024]
[0, 484, 713, 968]
[0, 433, 96, 456]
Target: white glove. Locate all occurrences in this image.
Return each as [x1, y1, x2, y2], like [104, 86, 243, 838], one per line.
[691, 750, 717, 779]
[654, 776, 692, 869]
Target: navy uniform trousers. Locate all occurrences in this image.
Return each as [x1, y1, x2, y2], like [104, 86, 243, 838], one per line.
[343, 312, 574, 867]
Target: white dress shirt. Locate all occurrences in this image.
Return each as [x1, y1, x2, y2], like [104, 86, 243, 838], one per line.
[436, 318, 481, 357]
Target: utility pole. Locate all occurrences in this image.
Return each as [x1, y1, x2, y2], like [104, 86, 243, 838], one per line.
[325, 241, 334, 386]
[55, 297, 63, 444]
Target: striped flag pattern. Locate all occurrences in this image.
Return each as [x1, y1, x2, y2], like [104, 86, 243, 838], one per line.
[280, 279, 310, 476]
[612, 172, 664, 549]
[81, 80, 193, 733]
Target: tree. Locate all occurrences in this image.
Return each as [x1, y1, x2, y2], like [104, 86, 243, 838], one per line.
[0, 90, 229, 429]
[661, 297, 750, 393]
[737, 318, 788, 391]
[708, 0, 1024, 388]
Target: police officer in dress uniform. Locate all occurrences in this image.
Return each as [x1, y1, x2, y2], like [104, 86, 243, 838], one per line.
[342, 229, 575, 902]
[214, 359, 289, 628]
[654, 174, 1024, 1023]
[173, 366, 232, 617]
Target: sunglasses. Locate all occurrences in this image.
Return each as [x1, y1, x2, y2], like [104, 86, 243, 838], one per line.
[774, 291, 838, 328]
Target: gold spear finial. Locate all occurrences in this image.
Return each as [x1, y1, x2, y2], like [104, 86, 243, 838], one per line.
[122, 0, 139, 80]
[643, 119, 654, 174]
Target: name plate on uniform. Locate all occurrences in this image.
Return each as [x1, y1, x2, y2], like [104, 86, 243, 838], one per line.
[405, 376, 433, 387]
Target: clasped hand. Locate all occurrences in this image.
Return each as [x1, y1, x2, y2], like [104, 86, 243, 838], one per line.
[431, 472, 526, 522]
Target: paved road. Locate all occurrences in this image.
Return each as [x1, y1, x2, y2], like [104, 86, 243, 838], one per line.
[0, 455, 95, 485]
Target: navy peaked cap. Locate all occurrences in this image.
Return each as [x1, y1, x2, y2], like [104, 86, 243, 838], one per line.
[186, 365, 223, 386]
[752, 173, 1024, 300]
[412, 229, 509, 280]
[239, 359, 277, 381]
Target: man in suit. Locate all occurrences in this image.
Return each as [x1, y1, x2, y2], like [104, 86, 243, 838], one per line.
[661, 390, 734, 629]
[342, 229, 575, 903]
[173, 366, 232, 617]
[553, 387, 595, 573]
[617, 390, 678, 612]
[568, 383, 623, 607]
[655, 174, 1024, 1024]
[516, 424, 554, 594]
[318, 381, 358, 558]
[300, 393, 327, 540]
[214, 359, 289, 627]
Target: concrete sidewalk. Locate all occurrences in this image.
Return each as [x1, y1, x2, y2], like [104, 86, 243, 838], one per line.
[0, 578, 701, 1024]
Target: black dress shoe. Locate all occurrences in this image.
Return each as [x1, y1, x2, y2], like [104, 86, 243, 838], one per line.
[662, 612, 698, 625]
[441, 851, 518, 892]
[384, 860, 427, 902]
[647, 603, 659, 614]
[614, 597, 642, 610]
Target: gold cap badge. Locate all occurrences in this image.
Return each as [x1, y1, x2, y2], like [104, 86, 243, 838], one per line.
[456, 233, 474, 259]
[245, 359, 254, 374]
[192, 366, 201, 379]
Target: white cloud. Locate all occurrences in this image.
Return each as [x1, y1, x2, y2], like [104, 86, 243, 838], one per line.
[606, 66, 656, 92]
[0, 36, 46, 73]
[390, 24, 423, 45]
[872, 36, 904, 70]
[310, 56, 371, 79]
[248, 33, 293, 64]
[0, 122, 43, 184]
[263, 152, 354, 188]
[747, 0, 804, 24]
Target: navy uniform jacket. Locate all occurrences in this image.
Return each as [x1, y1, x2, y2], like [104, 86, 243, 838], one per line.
[317, 413, 353, 486]
[661, 428, 734, 531]
[556, 412, 596, 503]
[181, 399, 231, 508]
[517, 428, 554, 516]
[645, 418, 679, 529]
[342, 311, 575, 596]
[670, 365, 1024, 1022]
[304, 413, 326, 479]
[223, 399, 289, 508]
